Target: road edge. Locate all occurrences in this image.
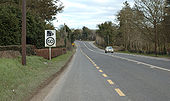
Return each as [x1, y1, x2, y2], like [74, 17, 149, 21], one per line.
[92, 41, 170, 60]
[26, 50, 76, 101]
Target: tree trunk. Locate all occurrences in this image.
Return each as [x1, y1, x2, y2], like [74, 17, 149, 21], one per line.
[154, 20, 158, 56]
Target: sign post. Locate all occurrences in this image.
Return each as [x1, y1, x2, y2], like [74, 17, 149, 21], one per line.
[49, 47, 51, 60]
[45, 30, 56, 60]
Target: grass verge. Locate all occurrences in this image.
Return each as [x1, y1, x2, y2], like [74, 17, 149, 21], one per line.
[94, 43, 170, 59]
[118, 51, 170, 59]
[0, 50, 74, 101]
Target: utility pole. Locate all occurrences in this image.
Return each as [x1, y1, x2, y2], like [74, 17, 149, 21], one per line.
[22, 0, 26, 65]
[64, 23, 67, 48]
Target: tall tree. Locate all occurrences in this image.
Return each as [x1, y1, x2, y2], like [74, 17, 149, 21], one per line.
[162, 0, 170, 54]
[0, 0, 64, 22]
[165, 0, 170, 43]
[82, 26, 93, 40]
[135, 0, 165, 55]
[97, 21, 117, 46]
[0, 0, 64, 48]
[27, 0, 64, 22]
[72, 29, 82, 42]
[0, 5, 21, 45]
[117, 1, 134, 50]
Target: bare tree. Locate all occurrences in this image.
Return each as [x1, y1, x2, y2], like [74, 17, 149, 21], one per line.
[135, 0, 166, 55]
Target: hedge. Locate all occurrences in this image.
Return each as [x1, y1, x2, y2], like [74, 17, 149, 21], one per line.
[0, 45, 36, 55]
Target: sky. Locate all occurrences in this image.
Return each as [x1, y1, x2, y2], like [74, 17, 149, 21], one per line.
[53, 0, 134, 29]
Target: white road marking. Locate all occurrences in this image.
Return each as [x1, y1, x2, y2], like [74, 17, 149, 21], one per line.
[88, 41, 170, 62]
[115, 52, 170, 62]
[83, 42, 170, 72]
[137, 62, 142, 64]
[150, 66, 155, 69]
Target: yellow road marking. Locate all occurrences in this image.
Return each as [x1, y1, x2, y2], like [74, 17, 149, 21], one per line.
[102, 74, 108, 77]
[99, 70, 103, 73]
[94, 64, 97, 66]
[84, 54, 98, 68]
[115, 88, 126, 96]
[107, 79, 114, 85]
[89, 59, 93, 62]
[96, 66, 100, 69]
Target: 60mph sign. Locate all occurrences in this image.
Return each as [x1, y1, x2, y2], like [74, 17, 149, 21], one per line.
[45, 30, 56, 47]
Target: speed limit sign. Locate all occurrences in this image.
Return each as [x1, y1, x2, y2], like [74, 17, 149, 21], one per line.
[46, 37, 55, 46]
[45, 30, 56, 47]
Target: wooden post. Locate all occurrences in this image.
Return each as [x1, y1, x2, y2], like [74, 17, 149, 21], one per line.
[22, 0, 26, 65]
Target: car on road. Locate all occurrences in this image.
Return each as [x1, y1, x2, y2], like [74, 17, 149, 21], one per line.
[105, 46, 114, 53]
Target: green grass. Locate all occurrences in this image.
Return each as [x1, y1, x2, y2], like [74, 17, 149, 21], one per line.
[118, 51, 170, 59]
[0, 51, 74, 101]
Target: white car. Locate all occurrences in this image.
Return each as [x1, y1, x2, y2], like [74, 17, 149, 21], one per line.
[105, 46, 114, 53]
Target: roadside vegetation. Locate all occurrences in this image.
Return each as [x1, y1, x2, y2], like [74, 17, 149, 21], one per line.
[94, 42, 170, 59]
[0, 50, 74, 101]
[118, 51, 170, 59]
[95, 0, 170, 57]
[0, 1, 77, 101]
[0, 0, 95, 50]
[0, 0, 63, 48]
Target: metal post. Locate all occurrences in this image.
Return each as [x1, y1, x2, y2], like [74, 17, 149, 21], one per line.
[22, 0, 26, 65]
[49, 47, 52, 60]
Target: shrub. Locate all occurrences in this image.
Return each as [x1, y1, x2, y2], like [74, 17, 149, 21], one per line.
[0, 5, 21, 46]
[0, 4, 49, 49]
[0, 45, 36, 55]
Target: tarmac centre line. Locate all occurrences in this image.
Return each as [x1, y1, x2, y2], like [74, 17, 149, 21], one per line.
[83, 42, 170, 72]
[80, 47, 127, 97]
[96, 66, 100, 69]
[107, 79, 114, 85]
[115, 88, 126, 96]
[94, 64, 97, 67]
[99, 70, 103, 73]
[102, 74, 108, 77]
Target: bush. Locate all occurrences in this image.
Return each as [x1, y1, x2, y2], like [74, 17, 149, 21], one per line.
[0, 45, 36, 55]
[0, 4, 21, 45]
[0, 4, 49, 49]
[26, 13, 46, 49]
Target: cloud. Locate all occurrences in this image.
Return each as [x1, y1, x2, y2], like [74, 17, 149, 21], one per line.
[53, 0, 134, 29]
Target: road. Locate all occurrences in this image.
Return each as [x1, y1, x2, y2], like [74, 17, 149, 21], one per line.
[43, 41, 170, 101]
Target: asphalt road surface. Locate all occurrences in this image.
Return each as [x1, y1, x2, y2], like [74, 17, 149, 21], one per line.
[44, 41, 170, 101]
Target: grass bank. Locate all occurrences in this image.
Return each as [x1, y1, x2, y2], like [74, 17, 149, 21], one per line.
[118, 51, 170, 59]
[0, 50, 74, 101]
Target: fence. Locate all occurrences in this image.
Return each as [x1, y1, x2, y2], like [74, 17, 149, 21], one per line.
[35, 48, 66, 59]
